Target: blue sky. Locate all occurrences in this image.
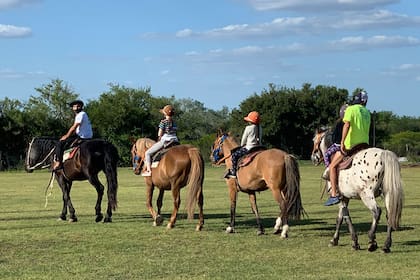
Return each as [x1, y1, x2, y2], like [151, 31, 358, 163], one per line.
[1, 0, 420, 117]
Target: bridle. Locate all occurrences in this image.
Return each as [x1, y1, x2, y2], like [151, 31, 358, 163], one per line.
[311, 131, 327, 166]
[25, 138, 56, 170]
[211, 134, 229, 165]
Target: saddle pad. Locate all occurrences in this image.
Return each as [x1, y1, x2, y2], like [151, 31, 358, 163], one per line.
[238, 149, 265, 168]
[63, 147, 79, 161]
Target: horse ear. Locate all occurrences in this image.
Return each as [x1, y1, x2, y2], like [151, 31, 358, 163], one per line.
[129, 136, 137, 144]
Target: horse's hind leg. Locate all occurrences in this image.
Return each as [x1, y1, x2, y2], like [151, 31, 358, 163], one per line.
[154, 189, 164, 226]
[383, 224, 393, 253]
[88, 175, 105, 222]
[196, 190, 204, 231]
[167, 187, 181, 229]
[272, 189, 288, 238]
[248, 192, 264, 235]
[361, 196, 382, 252]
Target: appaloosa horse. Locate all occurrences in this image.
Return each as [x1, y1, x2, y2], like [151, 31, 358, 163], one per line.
[311, 129, 404, 252]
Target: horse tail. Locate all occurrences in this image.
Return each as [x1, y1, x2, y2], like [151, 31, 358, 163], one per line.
[382, 150, 404, 230]
[104, 142, 119, 211]
[284, 154, 305, 220]
[185, 147, 205, 219]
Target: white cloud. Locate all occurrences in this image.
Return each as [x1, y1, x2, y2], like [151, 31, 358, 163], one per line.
[171, 10, 420, 40]
[0, 24, 31, 38]
[328, 35, 420, 51]
[0, 0, 42, 10]
[247, 0, 399, 12]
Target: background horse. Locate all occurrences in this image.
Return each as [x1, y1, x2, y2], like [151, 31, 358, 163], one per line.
[131, 138, 204, 231]
[210, 131, 304, 237]
[311, 129, 404, 252]
[25, 137, 119, 223]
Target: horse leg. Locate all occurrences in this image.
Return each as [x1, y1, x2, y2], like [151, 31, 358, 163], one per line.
[248, 192, 264, 235]
[154, 189, 164, 226]
[145, 184, 159, 226]
[383, 224, 393, 253]
[167, 187, 181, 229]
[196, 190, 204, 232]
[360, 195, 382, 252]
[88, 174, 105, 223]
[226, 183, 238, 234]
[57, 177, 77, 222]
[272, 189, 288, 238]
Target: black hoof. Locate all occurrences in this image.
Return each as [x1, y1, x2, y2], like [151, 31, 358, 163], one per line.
[382, 248, 391, 253]
[103, 217, 112, 223]
[95, 214, 104, 223]
[368, 242, 378, 252]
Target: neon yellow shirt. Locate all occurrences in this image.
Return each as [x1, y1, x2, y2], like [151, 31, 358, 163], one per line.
[342, 104, 371, 150]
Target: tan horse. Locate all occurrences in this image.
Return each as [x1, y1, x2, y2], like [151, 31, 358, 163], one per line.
[131, 138, 204, 231]
[210, 132, 305, 237]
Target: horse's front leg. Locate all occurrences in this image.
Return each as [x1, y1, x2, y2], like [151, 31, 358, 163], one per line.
[155, 188, 165, 226]
[167, 187, 181, 229]
[336, 199, 360, 250]
[330, 199, 350, 248]
[88, 175, 105, 222]
[248, 192, 264, 235]
[226, 182, 238, 234]
[145, 182, 159, 226]
[57, 177, 77, 222]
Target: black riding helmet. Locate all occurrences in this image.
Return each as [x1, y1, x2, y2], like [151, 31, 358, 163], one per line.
[69, 100, 84, 107]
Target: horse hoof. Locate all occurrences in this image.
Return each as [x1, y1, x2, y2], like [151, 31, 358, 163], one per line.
[195, 225, 203, 231]
[368, 242, 378, 252]
[280, 233, 288, 239]
[166, 223, 174, 229]
[382, 248, 391, 254]
[352, 244, 361, 251]
[155, 215, 164, 226]
[329, 239, 338, 247]
[226, 226, 235, 233]
[57, 216, 66, 221]
[257, 230, 265, 236]
[95, 214, 104, 223]
[273, 228, 282, 235]
[68, 218, 78, 223]
[103, 217, 112, 223]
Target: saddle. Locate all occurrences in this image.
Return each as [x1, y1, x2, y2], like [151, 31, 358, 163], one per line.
[238, 146, 267, 168]
[62, 138, 89, 162]
[338, 143, 370, 171]
[151, 141, 180, 165]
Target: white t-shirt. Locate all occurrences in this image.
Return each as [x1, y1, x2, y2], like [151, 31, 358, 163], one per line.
[75, 111, 93, 139]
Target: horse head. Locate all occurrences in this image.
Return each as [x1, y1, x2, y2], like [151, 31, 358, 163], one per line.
[25, 137, 57, 172]
[131, 138, 155, 175]
[311, 128, 331, 166]
[210, 131, 229, 164]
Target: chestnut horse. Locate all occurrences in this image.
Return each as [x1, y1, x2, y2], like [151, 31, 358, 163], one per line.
[25, 137, 119, 223]
[311, 129, 404, 252]
[131, 138, 204, 231]
[210, 132, 304, 237]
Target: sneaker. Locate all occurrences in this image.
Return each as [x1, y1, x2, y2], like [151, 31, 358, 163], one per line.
[322, 167, 330, 180]
[223, 169, 236, 179]
[324, 196, 340, 206]
[141, 170, 151, 177]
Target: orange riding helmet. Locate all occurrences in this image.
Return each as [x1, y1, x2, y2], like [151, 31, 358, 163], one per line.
[244, 111, 260, 124]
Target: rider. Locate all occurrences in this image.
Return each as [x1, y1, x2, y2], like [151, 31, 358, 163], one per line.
[225, 111, 262, 179]
[324, 91, 371, 206]
[53, 100, 93, 171]
[321, 104, 348, 180]
[141, 104, 178, 177]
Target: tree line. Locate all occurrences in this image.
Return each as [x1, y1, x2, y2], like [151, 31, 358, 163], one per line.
[1, 79, 419, 170]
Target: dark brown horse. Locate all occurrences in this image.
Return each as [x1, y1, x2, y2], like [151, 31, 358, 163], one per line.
[210, 131, 304, 237]
[131, 138, 204, 231]
[25, 137, 119, 223]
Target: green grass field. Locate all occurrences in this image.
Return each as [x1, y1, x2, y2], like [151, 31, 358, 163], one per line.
[1, 162, 419, 279]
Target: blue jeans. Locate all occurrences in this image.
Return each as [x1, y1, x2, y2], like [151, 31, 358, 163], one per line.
[231, 147, 248, 174]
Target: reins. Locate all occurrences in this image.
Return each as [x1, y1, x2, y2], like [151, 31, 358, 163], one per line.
[26, 138, 55, 170]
